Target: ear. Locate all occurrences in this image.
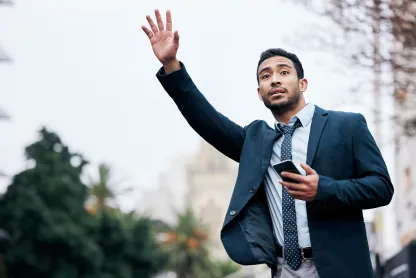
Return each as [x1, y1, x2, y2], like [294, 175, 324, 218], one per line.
[299, 78, 308, 93]
[257, 87, 262, 101]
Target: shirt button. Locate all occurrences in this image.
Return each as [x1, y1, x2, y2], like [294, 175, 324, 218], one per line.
[250, 187, 256, 193]
[230, 210, 236, 216]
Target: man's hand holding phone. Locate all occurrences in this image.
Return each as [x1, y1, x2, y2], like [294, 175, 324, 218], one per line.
[275, 161, 319, 202]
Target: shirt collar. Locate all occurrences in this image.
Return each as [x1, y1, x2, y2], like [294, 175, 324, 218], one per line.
[274, 103, 315, 129]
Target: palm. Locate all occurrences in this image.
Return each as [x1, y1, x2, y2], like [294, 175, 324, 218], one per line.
[150, 30, 178, 64]
[142, 10, 180, 65]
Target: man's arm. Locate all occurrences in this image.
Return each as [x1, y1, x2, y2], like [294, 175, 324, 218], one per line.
[315, 113, 394, 209]
[142, 10, 245, 162]
[157, 63, 245, 162]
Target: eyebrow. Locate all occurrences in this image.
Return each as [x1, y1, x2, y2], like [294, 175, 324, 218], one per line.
[258, 63, 293, 76]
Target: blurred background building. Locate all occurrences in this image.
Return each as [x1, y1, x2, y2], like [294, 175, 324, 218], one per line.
[138, 140, 273, 277]
[185, 140, 238, 260]
[392, 0, 416, 249]
[137, 155, 190, 226]
[382, 0, 416, 277]
[138, 140, 238, 259]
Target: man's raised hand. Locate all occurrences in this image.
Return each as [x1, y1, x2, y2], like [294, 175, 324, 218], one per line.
[142, 9, 180, 73]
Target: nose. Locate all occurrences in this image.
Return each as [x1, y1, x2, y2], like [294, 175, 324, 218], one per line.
[271, 73, 282, 86]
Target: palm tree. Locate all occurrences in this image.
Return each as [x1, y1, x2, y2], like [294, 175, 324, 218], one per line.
[86, 163, 133, 214]
[90, 163, 114, 210]
[159, 208, 222, 278]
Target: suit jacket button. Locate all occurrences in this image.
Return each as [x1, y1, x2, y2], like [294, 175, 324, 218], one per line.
[230, 210, 236, 216]
[250, 187, 256, 193]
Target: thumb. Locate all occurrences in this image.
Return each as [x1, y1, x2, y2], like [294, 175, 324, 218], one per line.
[174, 30, 180, 43]
[300, 163, 316, 175]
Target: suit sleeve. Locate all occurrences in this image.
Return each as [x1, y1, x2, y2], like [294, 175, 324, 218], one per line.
[156, 62, 245, 162]
[315, 113, 394, 210]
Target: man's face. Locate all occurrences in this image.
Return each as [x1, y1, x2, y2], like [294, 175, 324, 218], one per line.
[257, 56, 307, 113]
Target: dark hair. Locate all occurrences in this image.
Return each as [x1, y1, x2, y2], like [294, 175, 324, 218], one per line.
[256, 48, 304, 84]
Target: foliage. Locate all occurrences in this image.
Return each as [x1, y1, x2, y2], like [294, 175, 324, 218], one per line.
[161, 208, 239, 278]
[91, 209, 168, 278]
[87, 163, 133, 213]
[161, 208, 211, 278]
[0, 127, 102, 278]
[212, 260, 241, 278]
[0, 127, 167, 278]
[290, 0, 416, 141]
[89, 163, 115, 211]
[293, 0, 416, 78]
[292, 0, 416, 105]
[0, 126, 237, 278]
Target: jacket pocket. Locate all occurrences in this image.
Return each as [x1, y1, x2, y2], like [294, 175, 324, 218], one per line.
[314, 142, 350, 180]
[317, 141, 346, 153]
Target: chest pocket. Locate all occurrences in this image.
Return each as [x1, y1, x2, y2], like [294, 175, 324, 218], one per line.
[313, 141, 352, 179]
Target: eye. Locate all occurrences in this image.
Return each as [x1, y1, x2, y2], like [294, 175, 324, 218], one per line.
[261, 74, 271, 79]
[281, 71, 289, 75]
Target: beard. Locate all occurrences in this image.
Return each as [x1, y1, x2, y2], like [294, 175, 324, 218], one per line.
[262, 88, 301, 115]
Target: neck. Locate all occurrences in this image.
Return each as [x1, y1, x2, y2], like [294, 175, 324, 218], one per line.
[272, 99, 307, 125]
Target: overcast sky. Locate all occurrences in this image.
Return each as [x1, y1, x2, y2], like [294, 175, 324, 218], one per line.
[0, 0, 398, 252]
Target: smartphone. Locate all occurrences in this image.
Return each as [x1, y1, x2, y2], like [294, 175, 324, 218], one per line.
[273, 160, 302, 183]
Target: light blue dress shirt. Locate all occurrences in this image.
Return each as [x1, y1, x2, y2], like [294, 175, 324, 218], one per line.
[263, 103, 315, 248]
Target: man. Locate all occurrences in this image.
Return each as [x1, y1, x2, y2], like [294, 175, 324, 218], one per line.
[142, 9, 394, 278]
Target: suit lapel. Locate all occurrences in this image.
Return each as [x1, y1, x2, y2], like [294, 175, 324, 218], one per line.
[306, 106, 328, 166]
[261, 128, 281, 173]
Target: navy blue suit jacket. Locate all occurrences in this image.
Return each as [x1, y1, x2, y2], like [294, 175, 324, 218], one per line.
[156, 63, 394, 278]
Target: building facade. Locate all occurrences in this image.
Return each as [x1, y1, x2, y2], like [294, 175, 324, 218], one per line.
[136, 155, 190, 226]
[185, 140, 238, 260]
[394, 96, 416, 247]
[392, 0, 416, 248]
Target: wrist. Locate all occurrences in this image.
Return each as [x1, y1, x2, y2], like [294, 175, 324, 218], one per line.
[162, 59, 180, 74]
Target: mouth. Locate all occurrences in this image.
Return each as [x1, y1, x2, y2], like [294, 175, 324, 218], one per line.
[269, 87, 286, 96]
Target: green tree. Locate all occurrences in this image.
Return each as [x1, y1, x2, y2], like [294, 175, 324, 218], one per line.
[91, 210, 168, 278]
[87, 163, 133, 213]
[160, 208, 239, 278]
[212, 260, 240, 278]
[0, 127, 103, 278]
[0, 127, 167, 278]
[123, 212, 169, 278]
[89, 163, 115, 211]
[0, 229, 10, 278]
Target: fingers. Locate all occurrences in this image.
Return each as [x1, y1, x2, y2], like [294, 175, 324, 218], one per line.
[174, 30, 180, 43]
[166, 10, 172, 31]
[146, 14, 158, 34]
[155, 9, 165, 31]
[145, 10, 173, 35]
[285, 188, 311, 201]
[279, 180, 304, 191]
[142, 26, 154, 40]
[300, 163, 316, 175]
[285, 188, 305, 199]
[280, 172, 306, 183]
